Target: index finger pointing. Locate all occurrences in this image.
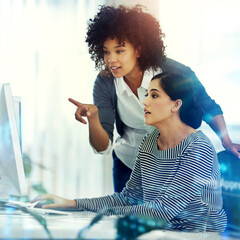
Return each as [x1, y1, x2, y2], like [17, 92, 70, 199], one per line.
[68, 98, 82, 107]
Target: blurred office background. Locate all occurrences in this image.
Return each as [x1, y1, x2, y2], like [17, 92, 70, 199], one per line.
[0, 0, 239, 199]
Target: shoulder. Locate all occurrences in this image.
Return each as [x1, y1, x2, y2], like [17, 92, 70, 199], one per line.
[93, 71, 116, 95]
[95, 71, 114, 85]
[138, 129, 159, 153]
[187, 131, 214, 151]
[162, 58, 196, 77]
[182, 131, 216, 164]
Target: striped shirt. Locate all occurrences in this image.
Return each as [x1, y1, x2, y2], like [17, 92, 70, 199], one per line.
[75, 130, 227, 232]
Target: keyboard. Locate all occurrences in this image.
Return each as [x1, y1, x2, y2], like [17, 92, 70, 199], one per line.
[3, 200, 73, 215]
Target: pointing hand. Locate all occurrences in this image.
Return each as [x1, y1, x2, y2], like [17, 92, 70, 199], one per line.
[68, 98, 98, 124]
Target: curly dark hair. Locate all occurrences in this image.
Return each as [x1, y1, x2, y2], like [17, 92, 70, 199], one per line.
[86, 4, 166, 72]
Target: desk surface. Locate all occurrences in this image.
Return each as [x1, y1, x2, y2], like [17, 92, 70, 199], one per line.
[0, 210, 238, 240]
[1, 210, 116, 239]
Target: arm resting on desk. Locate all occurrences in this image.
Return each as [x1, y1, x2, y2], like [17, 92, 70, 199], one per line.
[209, 114, 240, 158]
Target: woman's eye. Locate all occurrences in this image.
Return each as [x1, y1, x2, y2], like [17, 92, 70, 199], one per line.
[116, 50, 124, 54]
[103, 50, 109, 55]
[151, 93, 158, 98]
[144, 93, 148, 97]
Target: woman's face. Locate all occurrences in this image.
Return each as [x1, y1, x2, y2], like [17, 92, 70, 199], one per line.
[143, 79, 176, 127]
[103, 37, 141, 79]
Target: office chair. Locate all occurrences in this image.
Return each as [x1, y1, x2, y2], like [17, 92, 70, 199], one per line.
[218, 150, 240, 233]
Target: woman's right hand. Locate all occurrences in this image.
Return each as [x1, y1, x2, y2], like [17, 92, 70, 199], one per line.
[69, 98, 109, 152]
[68, 98, 98, 124]
[31, 194, 77, 209]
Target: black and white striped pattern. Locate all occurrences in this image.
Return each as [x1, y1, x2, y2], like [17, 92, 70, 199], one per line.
[76, 130, 227, 232]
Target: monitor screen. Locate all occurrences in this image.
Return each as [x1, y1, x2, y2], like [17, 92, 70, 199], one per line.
[0, 83, 28, 199]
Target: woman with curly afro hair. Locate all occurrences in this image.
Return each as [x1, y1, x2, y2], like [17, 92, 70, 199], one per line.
[69, 4, 240, 192]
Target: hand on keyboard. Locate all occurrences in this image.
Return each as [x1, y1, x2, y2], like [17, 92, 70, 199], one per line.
[31, 194, 77, 209]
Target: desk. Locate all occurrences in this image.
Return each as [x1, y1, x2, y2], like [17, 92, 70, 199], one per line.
[0, 210, 117, 239]
[0, 210, 238, 240]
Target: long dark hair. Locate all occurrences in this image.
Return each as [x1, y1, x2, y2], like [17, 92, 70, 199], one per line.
[152, 73, 203, 129]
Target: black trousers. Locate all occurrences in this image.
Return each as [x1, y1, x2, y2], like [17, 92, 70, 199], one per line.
[112, 150, 132, 192]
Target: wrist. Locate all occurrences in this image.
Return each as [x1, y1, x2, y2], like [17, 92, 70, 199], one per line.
[88, 111, 99, 124]
[66, 199, 77, 208]
[221, 135, 232, 148]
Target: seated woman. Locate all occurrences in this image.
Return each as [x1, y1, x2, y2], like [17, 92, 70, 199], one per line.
[32, 73, 227, 232]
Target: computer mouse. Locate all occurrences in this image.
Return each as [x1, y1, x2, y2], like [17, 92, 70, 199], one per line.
[34, 199, 54, 208]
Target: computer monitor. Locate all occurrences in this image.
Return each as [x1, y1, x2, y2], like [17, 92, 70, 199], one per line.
[0, 83, 28, 199]
[13, 96, 22, 153]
